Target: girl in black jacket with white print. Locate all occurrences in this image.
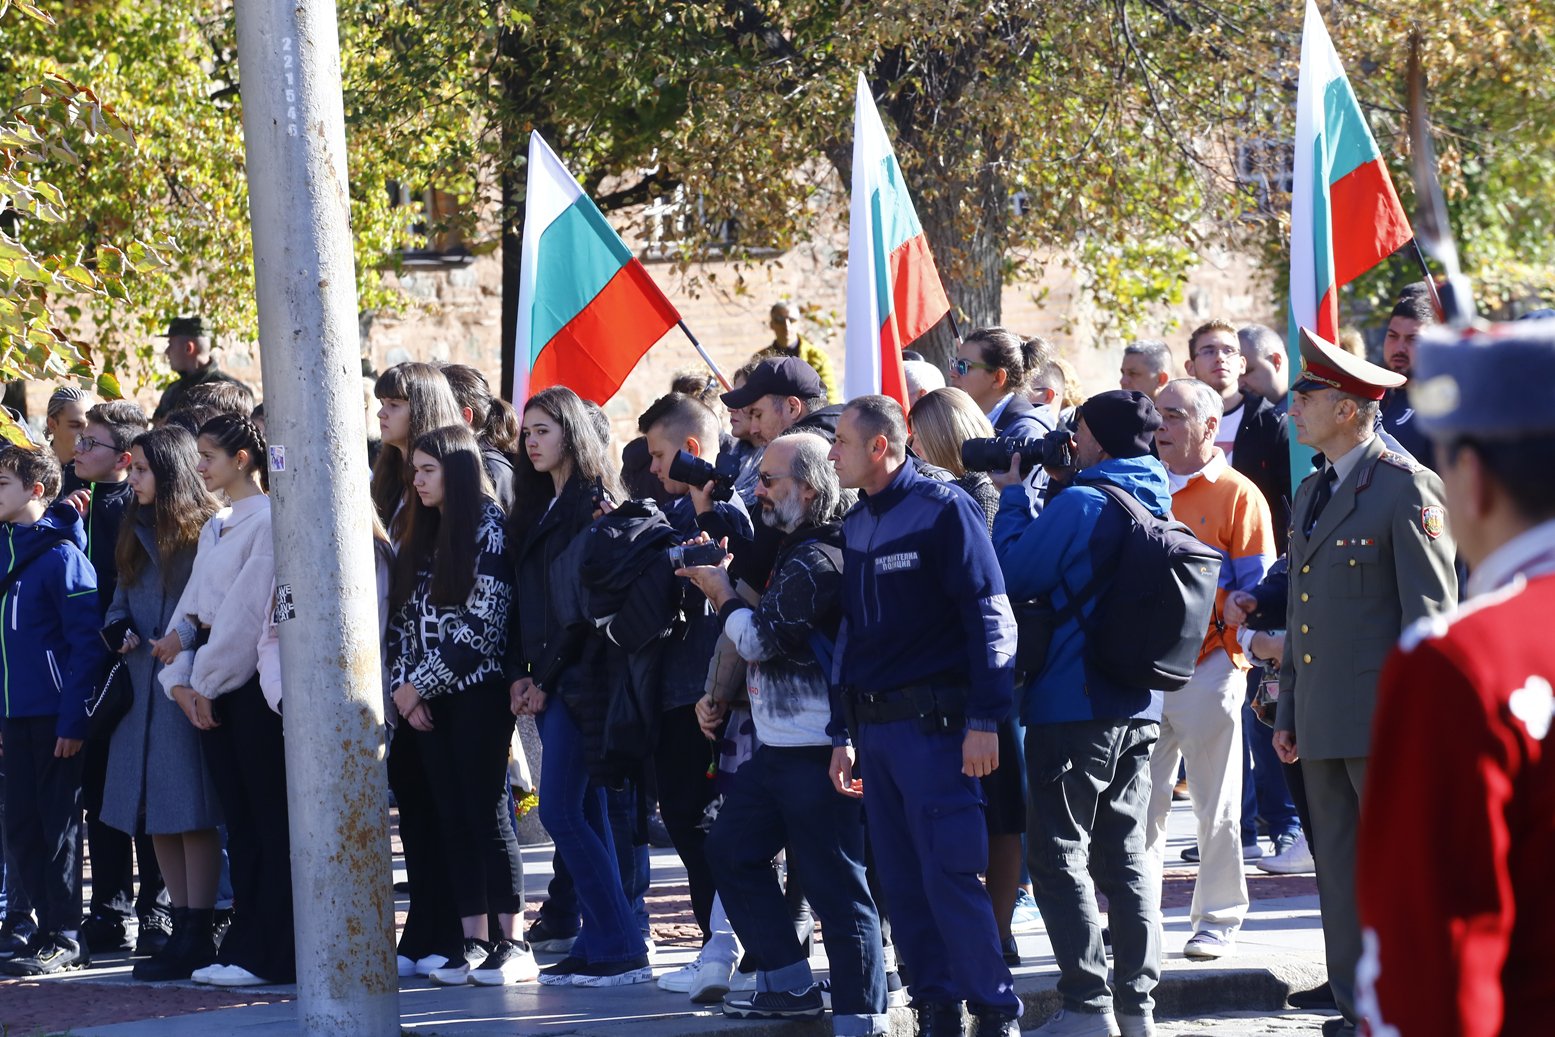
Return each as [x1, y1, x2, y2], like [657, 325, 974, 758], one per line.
[386, 425, 531, 987]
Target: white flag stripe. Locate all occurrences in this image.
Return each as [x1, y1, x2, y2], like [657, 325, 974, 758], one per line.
[844, 72, 887, 403]
[1290, 0, 1344, 331]
[513, 131, 587, 405]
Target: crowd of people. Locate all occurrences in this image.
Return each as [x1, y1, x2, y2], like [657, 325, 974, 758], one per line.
[0, 296, 1550, 1037]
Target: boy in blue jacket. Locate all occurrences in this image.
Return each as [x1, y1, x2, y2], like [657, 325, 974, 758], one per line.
[0, 445, 107, 976]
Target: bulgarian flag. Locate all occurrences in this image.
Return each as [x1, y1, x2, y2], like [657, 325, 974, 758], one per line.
[844, 73, 952, 408]
[1289, 0, 1413, 342]
[513, 132, 680, 406]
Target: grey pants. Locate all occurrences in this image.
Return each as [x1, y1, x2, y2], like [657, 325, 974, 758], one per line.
[1303, 756, 1367, 1023]
[1025, 718, 1162, 1018]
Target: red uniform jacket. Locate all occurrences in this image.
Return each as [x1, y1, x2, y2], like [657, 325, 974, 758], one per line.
[1357, 569, 1555, 1037]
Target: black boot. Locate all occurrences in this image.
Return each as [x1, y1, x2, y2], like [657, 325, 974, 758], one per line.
[133, 907, 216, 982]
[916, 1002, 965, 1037]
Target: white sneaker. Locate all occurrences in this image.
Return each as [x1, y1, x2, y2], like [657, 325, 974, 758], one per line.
[470, 939, 539, 986]
[414, 953, 449, 977]
[1029, 1008, 1120, 1037]
[206, 965, 270, 987]
[688, 954, 737, 1004]
[1257, 832, 1316, 874]
[396, 955, 416, 978]
[657, 952, 704, 993]
[1183, 928, 1236, 960]
[430, 939, 491, 986]
[1117, 1012, 1156, 1037]
[191, 963, 234, 984]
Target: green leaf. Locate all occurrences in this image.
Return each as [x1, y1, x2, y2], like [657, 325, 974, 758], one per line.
[96, 371, 124, 400]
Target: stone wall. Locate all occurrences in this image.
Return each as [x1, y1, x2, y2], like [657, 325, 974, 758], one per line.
[24, 238, 1280, 445]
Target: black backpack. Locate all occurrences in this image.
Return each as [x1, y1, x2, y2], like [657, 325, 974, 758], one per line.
[1014, 481, 1221, 692]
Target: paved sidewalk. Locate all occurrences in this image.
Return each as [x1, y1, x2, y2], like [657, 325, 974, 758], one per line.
[0, 801, 1331, 1037]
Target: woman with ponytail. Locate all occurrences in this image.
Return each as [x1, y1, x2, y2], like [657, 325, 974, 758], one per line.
[102, 427, 224, 981]
[947, 327, 1056, 440]
[153, 413, 290, 987]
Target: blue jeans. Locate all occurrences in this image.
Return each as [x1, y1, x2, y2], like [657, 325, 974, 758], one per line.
[606, 783, 650, 936]
[536, 701, 645, 964]
[708, 744, 887, 1036]
[1025, 718, 1161, 1018]
[1241, 672, 1300, 844]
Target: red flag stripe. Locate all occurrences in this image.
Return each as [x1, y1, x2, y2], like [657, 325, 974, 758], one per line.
[1330, 158, 1413, 289]
[530, 259, 679, 405]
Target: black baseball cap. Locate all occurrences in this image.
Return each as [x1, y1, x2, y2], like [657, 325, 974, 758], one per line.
[721, 356, 825, 409]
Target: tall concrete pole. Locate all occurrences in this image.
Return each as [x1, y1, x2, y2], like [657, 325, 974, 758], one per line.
[235, 2, 399, 1033]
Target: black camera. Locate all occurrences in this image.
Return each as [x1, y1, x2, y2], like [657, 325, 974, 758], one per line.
[960, 435, 1041, 477]
[667, 541, 728, 569]
[667, 449, 739, 502]
[960, 429, 1075, 477]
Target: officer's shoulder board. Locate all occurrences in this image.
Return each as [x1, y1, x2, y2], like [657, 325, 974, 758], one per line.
[1358, 449, 1423, 493]
[1376, 450, 1423, 475]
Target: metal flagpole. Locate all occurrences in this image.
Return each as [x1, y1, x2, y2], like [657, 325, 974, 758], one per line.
[235, 1, 398, 1032]
[677, 319, 731, 390]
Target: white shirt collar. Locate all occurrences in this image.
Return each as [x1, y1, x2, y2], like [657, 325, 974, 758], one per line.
[1167, 448, 1227, 494]
[1466, 518, 1555, 598]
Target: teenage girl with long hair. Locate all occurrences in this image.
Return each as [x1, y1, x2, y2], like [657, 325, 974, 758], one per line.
[102, 427, 224, 981]
[371, 363, 464, 537]
[508, 387, 651, 987]
[370, 362, 466, 978]
[387, 425, 530, 985]
[155, 414, 289, 987]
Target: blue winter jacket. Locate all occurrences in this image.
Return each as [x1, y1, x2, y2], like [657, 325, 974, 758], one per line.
[992, 455, 1170, 726]
[833, 462, 1016, 734]
[0, 509, 109, 739]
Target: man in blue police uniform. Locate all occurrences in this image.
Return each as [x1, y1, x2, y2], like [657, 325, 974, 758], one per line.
[826, 395, 1021, 1037]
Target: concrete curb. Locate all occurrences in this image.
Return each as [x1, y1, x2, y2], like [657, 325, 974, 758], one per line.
[490, 954, 1329, 1037]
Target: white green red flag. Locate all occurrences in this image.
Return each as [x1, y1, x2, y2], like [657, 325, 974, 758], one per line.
[1289, 0, 1413, 341]
[844, 73, 952, 408]
[513, 132, 680, 406]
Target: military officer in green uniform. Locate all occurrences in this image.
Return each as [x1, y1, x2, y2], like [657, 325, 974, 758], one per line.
[1273, 328, 1458, 1035]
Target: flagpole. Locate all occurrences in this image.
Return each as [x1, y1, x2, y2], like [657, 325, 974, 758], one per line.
[947, 309, 964, 345]
[677, 320, 731, 390]
[1405, 237, 1446, 321]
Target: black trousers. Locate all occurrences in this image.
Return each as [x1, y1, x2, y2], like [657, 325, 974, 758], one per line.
[0, 715, 84, 934]
[651, 704, 719, 940]
[418, 683, 524, 922]
[202, 676, 295, 983]
[387, 724, 460, 960]
[81, 738, 164, 919]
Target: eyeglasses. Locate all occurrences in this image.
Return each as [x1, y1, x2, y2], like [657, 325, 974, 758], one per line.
[74, 435, 110, 453]
[951, 358, 997, 376]
[1193, 345, 1240, 360]
[757, 471, 794, 488]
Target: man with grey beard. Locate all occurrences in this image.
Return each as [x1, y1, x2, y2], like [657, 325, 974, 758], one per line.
[677, 432, 888, 1035]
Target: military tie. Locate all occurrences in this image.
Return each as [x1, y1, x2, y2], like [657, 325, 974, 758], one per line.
[1304, 466, 1337, 536]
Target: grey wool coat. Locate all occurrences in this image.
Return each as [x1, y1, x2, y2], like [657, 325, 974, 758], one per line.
[100, 519, 223, 835]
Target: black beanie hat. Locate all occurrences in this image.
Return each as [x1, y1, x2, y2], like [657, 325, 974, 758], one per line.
[1079, 390, 1162, 460]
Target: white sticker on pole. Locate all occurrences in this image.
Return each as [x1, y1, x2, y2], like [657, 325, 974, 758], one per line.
[270, 445, 286, 472]
[273, 583, 296, 624]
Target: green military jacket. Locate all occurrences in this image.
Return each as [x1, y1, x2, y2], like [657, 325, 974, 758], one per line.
[1276, 433, 1457, 760]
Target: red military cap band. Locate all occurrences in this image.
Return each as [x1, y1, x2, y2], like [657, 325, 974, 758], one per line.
[1296, 360, 1388, 401]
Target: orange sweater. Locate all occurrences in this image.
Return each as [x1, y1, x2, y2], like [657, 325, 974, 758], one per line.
[1168, 451, 1275, 668]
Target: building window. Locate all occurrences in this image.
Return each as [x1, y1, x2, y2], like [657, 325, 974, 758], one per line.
[387, 183, 474, 268]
